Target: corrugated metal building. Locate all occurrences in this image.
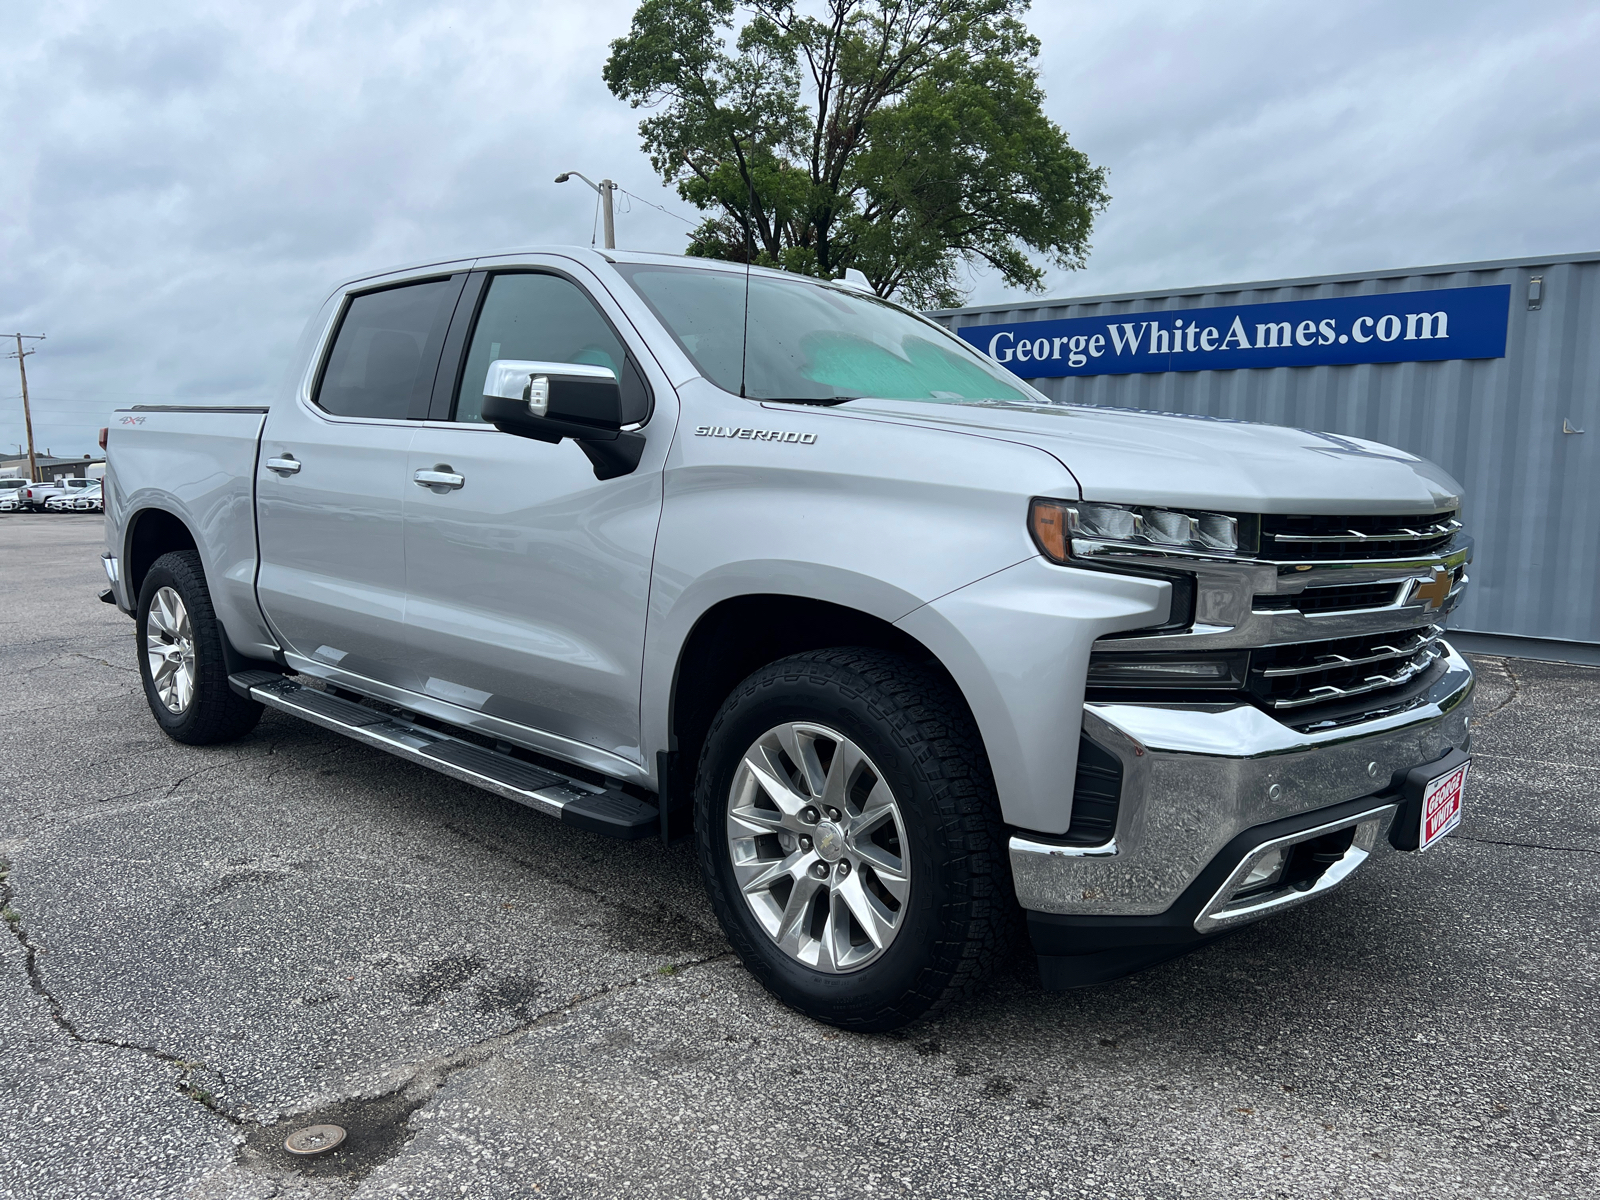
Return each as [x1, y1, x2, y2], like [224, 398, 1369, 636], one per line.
[932, 251, 1600, 650]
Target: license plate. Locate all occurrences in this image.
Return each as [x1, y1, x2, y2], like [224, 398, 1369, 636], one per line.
[1417, 759, 1468, 851]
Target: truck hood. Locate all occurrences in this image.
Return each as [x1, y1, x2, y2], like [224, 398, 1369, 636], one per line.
[816, 398, 1463, 515]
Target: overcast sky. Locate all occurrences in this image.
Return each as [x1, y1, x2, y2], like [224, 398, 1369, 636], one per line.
[3, 0, 1597, 459]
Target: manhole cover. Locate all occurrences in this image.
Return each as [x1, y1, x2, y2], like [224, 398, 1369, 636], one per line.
[284, 1124, 347, 1156]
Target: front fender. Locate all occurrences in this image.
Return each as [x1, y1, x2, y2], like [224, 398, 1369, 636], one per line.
[896, 559, 1170, 835]
[639, 559, 937, 777]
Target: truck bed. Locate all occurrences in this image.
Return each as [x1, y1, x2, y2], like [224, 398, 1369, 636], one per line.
[106, 406, 277, 659]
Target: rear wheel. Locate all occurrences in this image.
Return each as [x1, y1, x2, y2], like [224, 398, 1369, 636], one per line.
[136, 550, 263, 745]
[696, 648, 1015, 1031]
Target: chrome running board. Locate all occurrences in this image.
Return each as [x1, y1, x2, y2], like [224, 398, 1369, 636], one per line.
[229, 671, 659, 839]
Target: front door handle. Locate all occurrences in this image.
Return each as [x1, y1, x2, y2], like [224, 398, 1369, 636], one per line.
[413, 467, 465, 491]
[265, 456, 301, 475]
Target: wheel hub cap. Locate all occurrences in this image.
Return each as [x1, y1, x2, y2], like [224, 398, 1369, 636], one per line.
[813, 820, 846, 862]
[725, 721, 911, 974]
[145, 586, 196, 714]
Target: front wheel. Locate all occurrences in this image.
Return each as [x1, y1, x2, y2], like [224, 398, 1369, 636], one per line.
[696, 648, 1016, 1031]
[136, 550, 263, 745]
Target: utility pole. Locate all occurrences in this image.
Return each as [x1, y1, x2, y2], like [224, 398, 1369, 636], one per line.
[6, 334, 43, 483]
[554, 172, 617, 249]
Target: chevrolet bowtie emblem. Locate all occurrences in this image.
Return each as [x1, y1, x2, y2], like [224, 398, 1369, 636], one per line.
[1409, 567, 1453, 611]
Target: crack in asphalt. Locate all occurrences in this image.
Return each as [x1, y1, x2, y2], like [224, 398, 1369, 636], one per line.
[0, 857, 243, 1125]
[2, 846, 734, 1161]
[1449, 833, 1600, 856]
[0, 631, 130, 653]
[216, 946, 737, 1190]
[1472, 656, 1523, 721]
[377, 946, 738, 1100]
[67, 650, 139, 674]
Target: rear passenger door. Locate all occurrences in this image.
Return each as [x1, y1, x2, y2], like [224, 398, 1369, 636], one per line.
[400, 266, 671, 769]
[256, 273, 467, 691]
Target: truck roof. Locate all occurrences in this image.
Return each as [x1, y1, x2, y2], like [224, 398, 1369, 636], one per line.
[326, 246, 836, 302]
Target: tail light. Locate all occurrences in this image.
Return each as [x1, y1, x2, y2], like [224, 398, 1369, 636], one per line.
[99, 427, 109, 451]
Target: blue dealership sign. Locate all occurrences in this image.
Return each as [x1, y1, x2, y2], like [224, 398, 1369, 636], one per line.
[956, 284, 1510, 378]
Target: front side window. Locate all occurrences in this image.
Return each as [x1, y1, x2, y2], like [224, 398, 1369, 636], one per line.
[615, 264, 1030, 406]
[316, 278, 460, 419]
[454, 273, 646, 424]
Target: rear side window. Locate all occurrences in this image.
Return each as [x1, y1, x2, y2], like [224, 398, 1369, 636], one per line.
[453, 273, 650, 425]
[316, 278, 462, 419]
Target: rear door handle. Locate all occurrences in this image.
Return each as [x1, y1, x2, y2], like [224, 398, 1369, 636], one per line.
[413, 468, 465, 490]
[265, 456, 301, 475]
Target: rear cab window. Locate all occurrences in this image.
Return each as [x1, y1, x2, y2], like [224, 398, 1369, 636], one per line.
[315, 277, 465, 420]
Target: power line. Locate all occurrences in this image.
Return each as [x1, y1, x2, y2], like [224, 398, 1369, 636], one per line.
[617, 187, 698, 227]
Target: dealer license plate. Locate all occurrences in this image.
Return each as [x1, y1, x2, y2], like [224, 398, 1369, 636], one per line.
[1418, 759, 1468, 852]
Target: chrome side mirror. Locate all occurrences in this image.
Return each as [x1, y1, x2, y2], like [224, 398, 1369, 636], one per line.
[480, 359, 644, 481]
[483, 359, 616, 418]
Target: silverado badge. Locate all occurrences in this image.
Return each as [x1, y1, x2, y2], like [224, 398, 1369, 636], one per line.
[695, 426, 816, 443]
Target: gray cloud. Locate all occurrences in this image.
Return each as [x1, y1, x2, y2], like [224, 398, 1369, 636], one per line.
[3, 0, 1596, 457]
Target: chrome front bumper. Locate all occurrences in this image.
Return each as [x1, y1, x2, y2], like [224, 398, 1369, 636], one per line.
[1010, 643, 1474, 920]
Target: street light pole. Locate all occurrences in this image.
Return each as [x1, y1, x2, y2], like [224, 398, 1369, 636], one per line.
[554, 172, 617, 249]
[6, 334, 43, 484]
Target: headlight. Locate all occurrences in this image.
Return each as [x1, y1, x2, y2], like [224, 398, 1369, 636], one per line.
[1029, 498, 1243, 562]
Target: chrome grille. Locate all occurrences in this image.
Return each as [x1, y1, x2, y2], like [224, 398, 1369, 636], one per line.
[1248, 626, 1447, 712]
[1260, 512, 1461, 562]
[1083, 503, 1470, 729]
[1255, 581, 1403, 614]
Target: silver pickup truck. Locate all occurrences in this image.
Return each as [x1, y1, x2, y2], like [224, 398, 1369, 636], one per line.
[102, 248, 1474, 1031]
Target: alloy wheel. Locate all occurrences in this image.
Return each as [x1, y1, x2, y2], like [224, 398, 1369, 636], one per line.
[145, 586, 196, 713]
[725, 722, 911, 973]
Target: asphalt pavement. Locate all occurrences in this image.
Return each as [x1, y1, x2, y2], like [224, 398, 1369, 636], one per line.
[1, 513, 1595, 1199]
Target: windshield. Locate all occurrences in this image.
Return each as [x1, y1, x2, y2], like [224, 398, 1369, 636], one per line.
[616, 264, 1029, 406]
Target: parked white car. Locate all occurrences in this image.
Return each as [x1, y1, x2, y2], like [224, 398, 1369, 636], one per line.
[20, 477, 99, 511]
[73, 484, 105, 512]
[0, 479, 36, 510]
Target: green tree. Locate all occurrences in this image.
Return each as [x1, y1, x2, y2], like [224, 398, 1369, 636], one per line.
[604, 0, 1109, 308]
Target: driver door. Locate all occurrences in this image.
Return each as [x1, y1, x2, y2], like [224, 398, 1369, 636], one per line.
[401, 266, 671, 768]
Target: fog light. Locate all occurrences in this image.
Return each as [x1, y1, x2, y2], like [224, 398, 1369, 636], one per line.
[1237, 847, 1287, 894]
[1089, 659, 1227, 681]
[1086, 651, 1248, 689]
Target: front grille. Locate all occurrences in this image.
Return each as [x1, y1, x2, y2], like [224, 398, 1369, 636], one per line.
[1260, 512, 1460, 561]
[1255, 581, 1403, 614]
[1248, 625, 1446, 713]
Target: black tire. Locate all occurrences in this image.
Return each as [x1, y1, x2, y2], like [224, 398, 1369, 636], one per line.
[695, 647, 1016, 1031]
[136, 550, 263, 745]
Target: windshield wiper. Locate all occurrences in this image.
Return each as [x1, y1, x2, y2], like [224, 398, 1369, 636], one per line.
[755, 396, 860, 407]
